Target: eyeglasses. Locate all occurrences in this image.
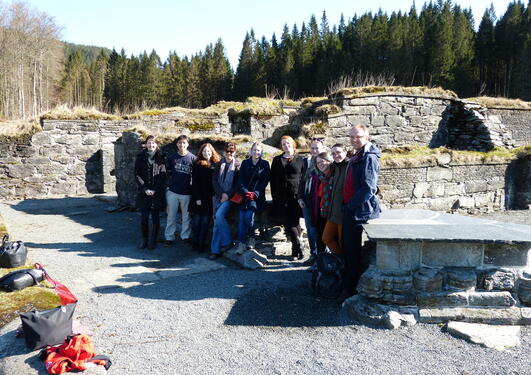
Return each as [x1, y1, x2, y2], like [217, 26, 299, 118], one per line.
[225, 150, 235, 154]
[311, 137, 324, 142]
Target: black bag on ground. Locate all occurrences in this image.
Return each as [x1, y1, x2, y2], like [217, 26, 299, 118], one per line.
[0, 268, 44, 292]
[312, 252, 343, 299]
[0, 235, 27, 268]
[20, 302, 77, 351]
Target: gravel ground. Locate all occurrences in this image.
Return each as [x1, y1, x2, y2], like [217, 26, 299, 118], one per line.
[0, 197, 529, 375]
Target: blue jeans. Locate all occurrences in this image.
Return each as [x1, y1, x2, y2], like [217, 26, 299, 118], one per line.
[238, 209, 255, 243]
[192, 214, 210, 246]
[210, 201, 233, 254]
[301, 205, 317, 255]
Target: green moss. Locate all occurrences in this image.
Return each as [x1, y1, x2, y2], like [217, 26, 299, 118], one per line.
[175, 118, 216, 132]
[333, 86, 457, 99]
[314, 104, 341, 115]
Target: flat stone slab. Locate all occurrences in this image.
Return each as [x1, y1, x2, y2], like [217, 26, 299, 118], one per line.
[364, 209, 531, 244]
[446, 321, 521, 351]
[419, 306, 531, 325]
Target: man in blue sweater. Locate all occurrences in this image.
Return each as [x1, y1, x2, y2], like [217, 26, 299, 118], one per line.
[164, 135, 196, 245]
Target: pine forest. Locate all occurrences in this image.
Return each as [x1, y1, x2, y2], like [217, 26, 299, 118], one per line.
[1, 0, 531, 120]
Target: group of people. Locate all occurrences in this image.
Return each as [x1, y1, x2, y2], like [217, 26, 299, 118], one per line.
[134, 124, 381, 301]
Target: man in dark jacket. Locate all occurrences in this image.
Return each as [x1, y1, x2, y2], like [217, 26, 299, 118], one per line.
[339, 124, 381, 303]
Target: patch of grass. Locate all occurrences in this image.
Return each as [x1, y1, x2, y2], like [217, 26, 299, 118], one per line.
[0, 118, 41, 142]
[381, 145, 531, 168]
[0, 266, 61, 328]
[465, 96, 531, 109]
[314, 104, 341, 115]
[175, 118, 216, 132]
[227, 97, 289, 117]
[333, 86, 457, 99]
[41, 105, 122, 121]
[300, 96, 327, 108]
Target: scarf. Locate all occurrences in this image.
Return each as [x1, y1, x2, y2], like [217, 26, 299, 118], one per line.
[218, 157, 236, 193]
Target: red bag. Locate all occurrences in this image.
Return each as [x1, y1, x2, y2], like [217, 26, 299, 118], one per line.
[34, 263, 77, 305]
[229, 193, 243, 204]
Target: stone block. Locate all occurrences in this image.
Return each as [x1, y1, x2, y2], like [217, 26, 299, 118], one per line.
[408, 116, 423, 127]
[413, 268, 443, 292]
[474, 193, 494, 208]
[426, 166, 453, 181]
[446, 268, 477, 291]
[445, 183, 465, 196]
[346, 115, 371, 126]
[418, 306, 528, 325]
[413, 132, 433, 143]
[483, 243, 530, 267]
[468, 291, 516, 307]
[426, 196, 459, 211]
[39, 144, 65, 157]
[82, 135, 100, 145]
[412, 182, 429, 199]
[385, 115, 407, 127]
[446, 322, 521, 351]
[31, 132, 52, 145]
[55, 135, 82, 145]
[350, 97, 380, 106]
[376, 241, 421, 271]
[425, 183, 445, 198]
[370, 115, 385, 126]
[344, 105, 377, 115]
[457, 196, 475, 209]
[518, 272, 531, 306]
[416, 291, 468, 307]
[479, 269, 517, 291]
[464, 180, 488, 193]
[7, 163, 36, 178]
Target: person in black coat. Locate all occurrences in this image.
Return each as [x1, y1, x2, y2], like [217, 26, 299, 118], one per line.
[189, 143, 221, 252]
[234, 142, 270, 254]
[135, 135, 167, 249]
[270, 135, 306, 260]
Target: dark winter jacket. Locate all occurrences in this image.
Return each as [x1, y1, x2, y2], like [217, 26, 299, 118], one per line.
[237, 158, 270, 211]
[270, 154, 305, 219]
[342, 142, 381, 222]
[297, 156, 315, 204]
[189, 163, 215, 216]
[325, 160, 349, 224]
[135, 149, 167, 210]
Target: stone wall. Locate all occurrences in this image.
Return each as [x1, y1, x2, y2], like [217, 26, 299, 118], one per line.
[489, 108, 531, 147]
[0, 120, 135, 199]
[379, 162, 509, 212]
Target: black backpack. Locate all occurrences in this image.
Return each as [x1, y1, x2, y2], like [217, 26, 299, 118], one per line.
[311, 252, 343, 298]
[0, 234, 27, 268]
[0, 268, 44, 292]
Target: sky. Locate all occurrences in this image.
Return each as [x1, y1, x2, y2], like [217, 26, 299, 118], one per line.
[21, 0, 516, 68]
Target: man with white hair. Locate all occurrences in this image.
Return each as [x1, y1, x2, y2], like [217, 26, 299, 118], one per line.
[339, 124, 382, 303]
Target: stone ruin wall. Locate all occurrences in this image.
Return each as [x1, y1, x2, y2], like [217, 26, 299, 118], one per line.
[0, 94, 529, 211]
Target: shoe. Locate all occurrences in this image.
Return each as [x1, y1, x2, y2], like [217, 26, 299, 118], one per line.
[138, 224, 149, 249]
[234, 241, 246, 255]
[246, 237, 256, 249]
[163, 240, 173, 247]
[182, 238, 193, 244]
[209, 253, 221, 260]
[220, 243, 233, 253]
[148, 224, 160, 250]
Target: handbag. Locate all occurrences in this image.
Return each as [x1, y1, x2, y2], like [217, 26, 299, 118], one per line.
[229, 193, 243, 204]
[0, 268, 44, 292]
[20, 302, 77, 351]
[0, 234, 28, 268]
[34, 263, 77, 305]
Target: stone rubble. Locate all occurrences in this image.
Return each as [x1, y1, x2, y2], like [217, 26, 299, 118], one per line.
[446, 321, 521, 351]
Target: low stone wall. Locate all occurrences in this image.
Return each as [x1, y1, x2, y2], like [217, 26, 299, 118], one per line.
[0, 120, 137, 199]
[379, 162, 510, 212]
[489, 108, 531, 147]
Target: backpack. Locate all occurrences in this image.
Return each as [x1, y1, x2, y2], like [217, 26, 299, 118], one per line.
[0, 268, 44, 292]
[311, 252, 343, 298]
[0, 234, 27, 268]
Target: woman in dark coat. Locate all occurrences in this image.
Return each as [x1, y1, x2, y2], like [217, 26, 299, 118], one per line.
[189, 143, 221, 252]
[270, 135, 306, 260]
[234, 142, 270, 254]
[135, 135, 167, 250]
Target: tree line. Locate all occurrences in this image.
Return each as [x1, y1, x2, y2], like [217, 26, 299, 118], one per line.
[1, 0, 530, 120]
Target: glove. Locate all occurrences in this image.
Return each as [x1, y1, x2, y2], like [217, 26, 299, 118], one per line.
[244, 192, 255, 201]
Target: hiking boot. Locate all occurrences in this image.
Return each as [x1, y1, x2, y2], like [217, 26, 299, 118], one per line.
[209, 253, 221, 260]
[220, 242, 233, 253]
[148, 224, 160, 250]
[163, 240, 174, 247]
[302, 255, 315, 266]
[234, 241, 246, 255]
[138, 224, 149, 249]
[246, 237, 256, 249]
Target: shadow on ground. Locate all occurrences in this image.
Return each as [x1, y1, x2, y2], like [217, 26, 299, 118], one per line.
[6, 196, 351, 328]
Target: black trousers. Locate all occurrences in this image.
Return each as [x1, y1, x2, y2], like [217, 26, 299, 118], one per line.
[341, 218, 367, 293]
